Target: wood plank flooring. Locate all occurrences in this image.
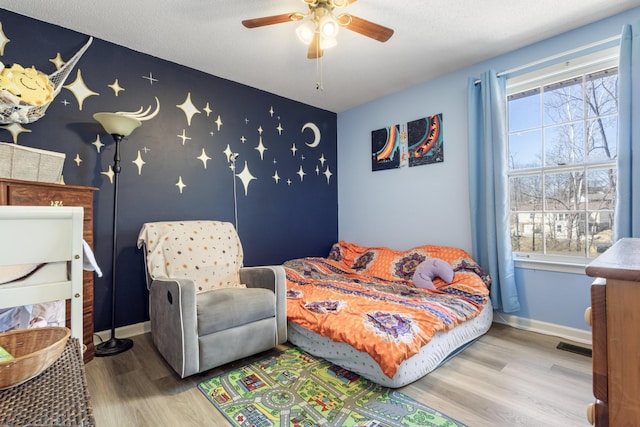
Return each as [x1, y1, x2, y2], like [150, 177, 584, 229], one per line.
[84, 323, 593, 426]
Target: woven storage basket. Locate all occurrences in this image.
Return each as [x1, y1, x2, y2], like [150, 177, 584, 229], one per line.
[0, 326, 69, 390]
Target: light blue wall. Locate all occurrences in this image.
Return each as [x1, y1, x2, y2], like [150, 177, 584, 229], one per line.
[337, 8, 640, 332]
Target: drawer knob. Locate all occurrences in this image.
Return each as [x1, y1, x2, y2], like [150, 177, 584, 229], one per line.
[584, 307, 592, 327]
[586, 402, 595, 425]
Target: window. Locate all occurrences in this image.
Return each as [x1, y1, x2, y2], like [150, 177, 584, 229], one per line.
[506, 50, 618, 263]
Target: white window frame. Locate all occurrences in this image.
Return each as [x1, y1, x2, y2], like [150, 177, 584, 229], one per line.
[506, 47, 619, 274]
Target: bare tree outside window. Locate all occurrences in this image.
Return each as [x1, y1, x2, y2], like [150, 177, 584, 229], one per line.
[507, 67, 618, 258]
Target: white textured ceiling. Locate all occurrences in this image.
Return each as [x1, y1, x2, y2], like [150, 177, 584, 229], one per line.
[1, 0, 639, 112]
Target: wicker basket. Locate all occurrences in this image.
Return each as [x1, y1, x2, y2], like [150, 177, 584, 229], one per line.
[0, 327, 70, 390]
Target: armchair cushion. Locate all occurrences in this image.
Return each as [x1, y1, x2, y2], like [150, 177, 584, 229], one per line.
[196, 287, 276, 335]
[138, 221, 244, 293]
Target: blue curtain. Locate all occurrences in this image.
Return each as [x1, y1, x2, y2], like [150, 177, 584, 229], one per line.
[615, 22, 640, 240]
[468, 70, 520, 313]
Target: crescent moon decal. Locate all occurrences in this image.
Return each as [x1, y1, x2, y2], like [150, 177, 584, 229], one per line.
[302, 122, 321, 148]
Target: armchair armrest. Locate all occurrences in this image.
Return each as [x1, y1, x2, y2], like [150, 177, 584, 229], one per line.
[240, 266, 287, 344]
[148, 277, 199, 378]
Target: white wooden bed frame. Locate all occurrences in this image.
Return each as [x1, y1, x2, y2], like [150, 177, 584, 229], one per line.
[0, 206, 84, 340]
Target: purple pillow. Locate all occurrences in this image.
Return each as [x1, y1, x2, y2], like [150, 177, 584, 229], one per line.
[413, 258, 454, 289]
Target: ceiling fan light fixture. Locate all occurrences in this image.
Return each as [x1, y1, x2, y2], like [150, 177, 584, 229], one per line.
[296, 20, 316, 45]
[319, 14, 339, 38]
[319, 36, 337, 50]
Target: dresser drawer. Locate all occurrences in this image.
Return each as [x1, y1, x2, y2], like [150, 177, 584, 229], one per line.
[6, 184, 93, 217]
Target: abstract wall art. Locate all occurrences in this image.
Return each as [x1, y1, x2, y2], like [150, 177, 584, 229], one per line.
[371, 124, 401, 171]
[407, 113, 443, 167]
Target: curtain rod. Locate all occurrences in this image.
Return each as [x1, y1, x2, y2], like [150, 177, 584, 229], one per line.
[474, 34, 622, 85]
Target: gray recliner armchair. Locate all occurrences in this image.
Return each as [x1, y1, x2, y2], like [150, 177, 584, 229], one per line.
[137, 220, 287, 378]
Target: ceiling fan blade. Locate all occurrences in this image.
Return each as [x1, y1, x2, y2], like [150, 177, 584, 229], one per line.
[242, 13, 301, 28]
[307, 33, 324, 59]
[338, 14, 394, 42]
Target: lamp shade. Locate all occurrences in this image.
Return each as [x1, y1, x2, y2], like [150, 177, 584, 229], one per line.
[94, 112, 141, 137]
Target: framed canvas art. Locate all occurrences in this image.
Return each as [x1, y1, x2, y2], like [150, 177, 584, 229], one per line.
[408, 114, 443, 167]
[371, 124, 401, 171]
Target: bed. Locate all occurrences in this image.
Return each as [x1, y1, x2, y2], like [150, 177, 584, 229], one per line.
[284, 240, 493, 388]
[0, 206, 85, 340]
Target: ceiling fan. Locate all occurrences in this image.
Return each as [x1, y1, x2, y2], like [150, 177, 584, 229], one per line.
[242, 0, 394, 59]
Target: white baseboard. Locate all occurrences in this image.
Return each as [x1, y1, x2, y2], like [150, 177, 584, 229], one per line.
[95, 315, 592, 348]
[94, 321, 150, 346]
[493, 311, 592, 345]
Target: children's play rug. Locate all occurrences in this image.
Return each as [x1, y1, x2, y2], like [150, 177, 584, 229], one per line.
[198, 347, 467, 427]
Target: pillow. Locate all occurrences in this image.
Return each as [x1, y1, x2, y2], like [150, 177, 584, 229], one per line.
[412, 258, 454, 289]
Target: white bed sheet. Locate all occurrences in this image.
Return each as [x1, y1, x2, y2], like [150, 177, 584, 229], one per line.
[287, 300, 493, 388]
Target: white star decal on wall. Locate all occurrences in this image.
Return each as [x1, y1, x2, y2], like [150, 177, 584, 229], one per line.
[177, 129, 191, 145]
[223, 144, 234, 163]
[277, 123, 283, 135]
[315, 165, 320, 175]
[323, 166, 333, 184]
[258, 126, 263, 135]
[291, 143, 298, 156]
[240, 136, 246, 144]
[177, 92, 201, 126]
[142, 72, 158, 85]
[272, 170, 281, 183]
[108, 79, 125, 96]
[101, 165, 115, 184]
[203, 102, 212, 116]
[1, 123, 31, 143]
[215, 115, 223, 131]
[236, 161, 256, 196]
[269, 106, 274, 117]
[319, 154, 326, 166]
[297, 165, 306, 182]
[63, 70, 99, 111]
[74, 154, 82, 166]
[287, 179, 292, 186]
[176, 176, 187, 194]
[92, 136, 105, 152]
[61, 99, 70, 106]
[255, 136, 267, 160]
[133, 150, 146, 175]
[197, 148, 211, 168]
[49, 52, 65, 70]
[0, 23, 9, 56]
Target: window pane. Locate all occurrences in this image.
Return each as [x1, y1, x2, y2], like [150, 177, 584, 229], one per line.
[508, 90, 541, 131]
[511, 212, 543, 253]
[510, 176, 542, 210]
[543, 80, 583, 125]
[544, 212, 586, 256]
[544, 122, 585, 166]
[544, 171, 586, 211]
[587, 169, 616, 211]
[585, 70, 618, 118]
[509, 130, 542, 169]
[586, 116, 617, 162]
[587, 210, 614, 256]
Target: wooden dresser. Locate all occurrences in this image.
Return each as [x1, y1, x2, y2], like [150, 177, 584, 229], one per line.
[585, 238, 640, 426]
[0, 178, 98, 362]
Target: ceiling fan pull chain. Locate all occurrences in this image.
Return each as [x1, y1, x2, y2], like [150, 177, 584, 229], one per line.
[316, 54, 324, 91]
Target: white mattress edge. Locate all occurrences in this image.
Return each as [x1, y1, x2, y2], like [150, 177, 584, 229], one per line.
[287, 300, 494, 388]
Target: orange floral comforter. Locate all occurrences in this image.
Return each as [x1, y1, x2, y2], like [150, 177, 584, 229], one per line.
[284, 241, 491, 379]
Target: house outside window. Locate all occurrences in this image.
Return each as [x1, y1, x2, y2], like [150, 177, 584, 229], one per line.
[506, 48, 618, 266]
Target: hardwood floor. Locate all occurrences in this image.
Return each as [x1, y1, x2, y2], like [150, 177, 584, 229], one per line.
[84, 323, 592, 426]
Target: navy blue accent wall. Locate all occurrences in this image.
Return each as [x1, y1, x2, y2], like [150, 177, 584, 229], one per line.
[0, 10, 338, 331]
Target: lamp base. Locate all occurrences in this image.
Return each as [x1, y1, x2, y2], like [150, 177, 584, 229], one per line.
[95, 337, 133, 357]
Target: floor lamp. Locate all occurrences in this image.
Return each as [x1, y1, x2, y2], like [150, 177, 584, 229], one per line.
[93, 112, 141, 357]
